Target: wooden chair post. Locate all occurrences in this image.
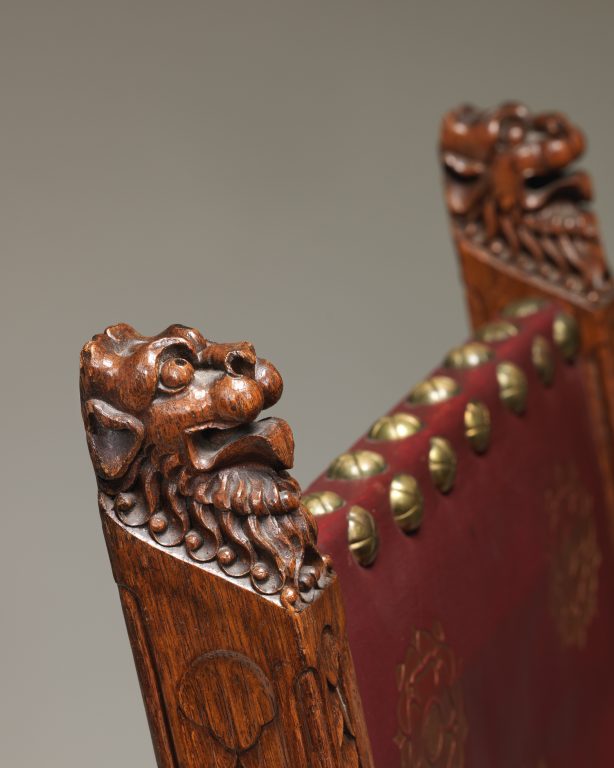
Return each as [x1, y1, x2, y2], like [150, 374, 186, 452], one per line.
[79, 323, 374, 767]
[439, 102, 614, 549]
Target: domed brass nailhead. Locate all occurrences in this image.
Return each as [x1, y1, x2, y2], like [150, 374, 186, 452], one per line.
[496, 362, 528, 414]
[464, 400, 491, 454]
[389, 474, 424, 534]
[347, 506, 379, 566]
[553, 312, 580, 361]
[368, 412, 422, 441]
[407, 376, 460, 405]
[531, 335, 555, 386]
[302, 491, 345, 517]
[475, 320, 518, 343]
[443, 341, 494, 370]
[428, 437, 457, 494]
[327, 450, 386, 480]
[502, 297, 548, 318]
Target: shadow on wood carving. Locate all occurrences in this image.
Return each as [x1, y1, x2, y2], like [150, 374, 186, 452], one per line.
[177, 650, 276, 766]
[80, 323, 331, 609]
[80, 323, 374, 767]
[441, 102, 611, 302]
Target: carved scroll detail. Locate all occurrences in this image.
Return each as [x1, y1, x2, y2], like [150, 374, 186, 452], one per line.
[295, 626, 362, 767]
[441, 102, 611, 301]
[81, 323, 332, 609]
[319, 627, 360, 767]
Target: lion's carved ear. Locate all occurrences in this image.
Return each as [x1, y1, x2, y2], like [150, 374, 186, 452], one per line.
[84, 399, 144, 480]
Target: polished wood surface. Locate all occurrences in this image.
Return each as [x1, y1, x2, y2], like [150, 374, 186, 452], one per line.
[79, 102, 614, 767]
[440, 102, 614, 552]
[80, 323, 373, 767]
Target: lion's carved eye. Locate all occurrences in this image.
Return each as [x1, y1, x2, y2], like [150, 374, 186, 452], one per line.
[159, 357, 194, 391]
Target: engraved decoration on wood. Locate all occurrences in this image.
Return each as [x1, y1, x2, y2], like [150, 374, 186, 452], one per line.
[178, 650, 276, 767]
[80, 323, 332, 609]
[319, 627, 361, 767]
[545, 465, 602, 648]
[440, 102, 611, 300]
[395, 622, 468, 768]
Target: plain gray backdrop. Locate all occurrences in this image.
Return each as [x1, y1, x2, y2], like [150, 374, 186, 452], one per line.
[1, 1, 613, 765]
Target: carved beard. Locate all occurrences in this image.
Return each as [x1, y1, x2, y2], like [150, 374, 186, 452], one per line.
[445, 166, 610, 294]
[100, 451, 329, 606]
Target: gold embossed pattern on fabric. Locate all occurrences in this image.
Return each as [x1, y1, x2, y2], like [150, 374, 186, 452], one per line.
[546, 465, 602, 648]
[395, 623, 467, 767]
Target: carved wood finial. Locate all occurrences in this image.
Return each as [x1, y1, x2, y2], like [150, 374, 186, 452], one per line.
[80, 323, 332, 609]
[440, 102, 612, 302]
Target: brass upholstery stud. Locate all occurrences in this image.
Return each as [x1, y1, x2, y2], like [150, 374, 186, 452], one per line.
[408, 376, 460, 405]
[368, 412, 422, 441]
[464, 401, 491, 454]
[390, 474, 424, 534]
[475, 320, 518, 343]
[553, 312, 580, 361]
[347, 506, 379, 567]
[496, 362, 528, 414]
[302, 491, 345, 517]
[443, 341, 494, 370]
[502, 297, 548, 318]
[429, 437, 457, 493]
[327, 450, 386, 480]
[532, 335, 555, 386]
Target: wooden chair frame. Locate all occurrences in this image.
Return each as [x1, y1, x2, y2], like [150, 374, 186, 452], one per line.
[79, 102, 614, 767]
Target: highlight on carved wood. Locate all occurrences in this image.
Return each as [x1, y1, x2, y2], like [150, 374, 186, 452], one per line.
[80, 323, 332, 609]
[440, 102, 612, 301]
[319, 627, 361, 766]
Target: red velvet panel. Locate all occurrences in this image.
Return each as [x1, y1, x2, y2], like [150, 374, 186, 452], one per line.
[307, 304, 614, 767]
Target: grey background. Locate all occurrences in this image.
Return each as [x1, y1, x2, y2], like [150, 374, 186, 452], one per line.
[1, 1, 613, 765]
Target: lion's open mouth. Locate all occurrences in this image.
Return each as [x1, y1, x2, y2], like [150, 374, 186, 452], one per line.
[184, 417, 294, 472]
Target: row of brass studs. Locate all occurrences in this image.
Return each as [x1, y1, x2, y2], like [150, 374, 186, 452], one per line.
[327, 450, 387, 480]
[465, 400, 491, 453]
[368, 412, 422, 441]
[305, 299, 579, 567]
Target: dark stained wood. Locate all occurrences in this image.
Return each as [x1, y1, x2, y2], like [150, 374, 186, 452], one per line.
[440, 101, 614, 551]
[80, 323, 374, 767]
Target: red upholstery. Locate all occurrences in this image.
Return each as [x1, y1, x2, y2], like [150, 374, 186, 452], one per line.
[307, 303, 614, 767]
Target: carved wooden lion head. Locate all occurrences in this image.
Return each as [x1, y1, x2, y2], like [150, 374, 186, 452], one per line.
[80, 323, 330, 607]
[440, 102, 610, 295]
[80, 322, 290, 479]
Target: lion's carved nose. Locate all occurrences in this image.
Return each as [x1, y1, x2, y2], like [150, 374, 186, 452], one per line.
[202, 341, 283, 410]
[225, 344, 257, 377]
[202, 342, 257, 378]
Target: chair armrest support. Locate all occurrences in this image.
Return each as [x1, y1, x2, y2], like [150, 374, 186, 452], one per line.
[80, 323, 374, 767]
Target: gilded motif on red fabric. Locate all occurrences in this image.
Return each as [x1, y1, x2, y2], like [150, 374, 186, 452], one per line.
[395, 623, 467, 768]
[546, 465, 602, 648]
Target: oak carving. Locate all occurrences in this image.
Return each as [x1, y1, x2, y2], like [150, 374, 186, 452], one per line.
[80, 323, 332, 608]
[177, 650, 276, 764]
[441, 102, 611, 299]
[80, 322, 375, 767]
